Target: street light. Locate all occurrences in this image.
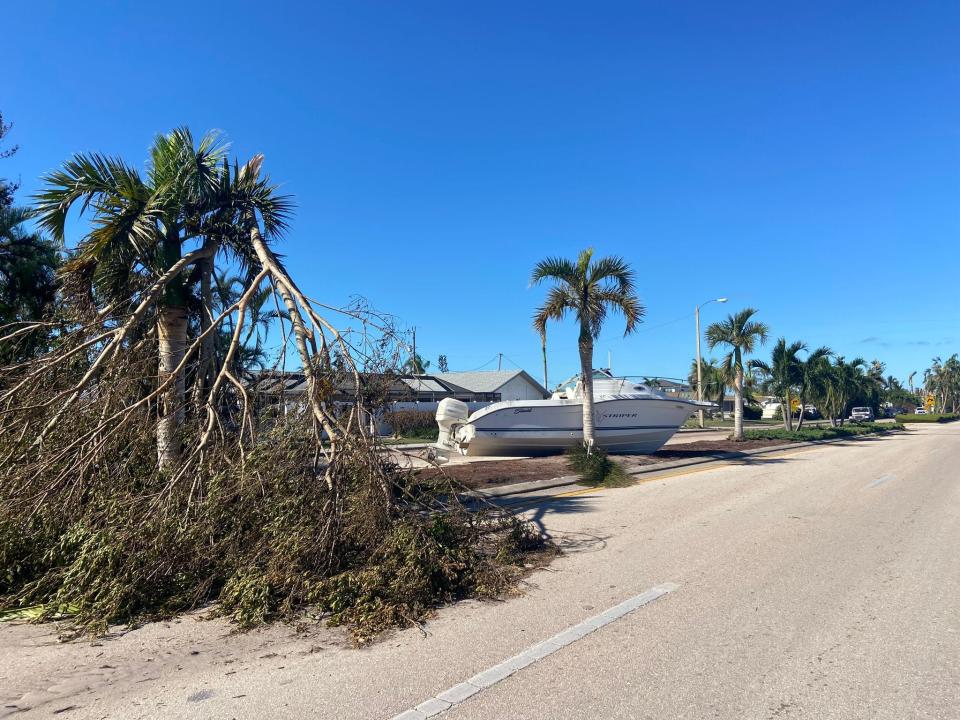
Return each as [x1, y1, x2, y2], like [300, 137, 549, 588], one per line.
[696, 297, 728, 428]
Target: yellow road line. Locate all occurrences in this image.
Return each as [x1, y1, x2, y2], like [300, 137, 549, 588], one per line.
[633, 461, 734, 483]
[554, 486, 605, 497]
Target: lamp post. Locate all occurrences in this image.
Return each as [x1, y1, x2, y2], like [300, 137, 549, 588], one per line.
[696, 297, 728, 428]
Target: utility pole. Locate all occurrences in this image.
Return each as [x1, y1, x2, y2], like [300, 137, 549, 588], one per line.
[541, 335, 549, 394]
[498, 352, 502, 371]
[696, 297, 728, 428]
[411, 327, 417, 374]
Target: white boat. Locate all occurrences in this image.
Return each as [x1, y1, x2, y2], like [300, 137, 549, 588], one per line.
[433, 372, 713, 457]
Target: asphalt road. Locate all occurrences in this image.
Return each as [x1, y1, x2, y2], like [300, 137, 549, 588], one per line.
[3, 423, 957, 719]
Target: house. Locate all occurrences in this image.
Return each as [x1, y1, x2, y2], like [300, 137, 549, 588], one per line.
[436, 370, 549, 401]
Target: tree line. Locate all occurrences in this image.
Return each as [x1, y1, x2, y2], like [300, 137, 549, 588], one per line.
[528, 249, 956, 446]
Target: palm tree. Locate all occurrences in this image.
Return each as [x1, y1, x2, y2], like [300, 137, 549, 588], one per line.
[753, 338, 805, 431]
[531, 248, 643, 448]
[924, 354, 960, 414]
[34, 128, 290, 470]
[705, 308, 769, 441]
[794, 346, 832, 430]
[815, 356, 870, 426]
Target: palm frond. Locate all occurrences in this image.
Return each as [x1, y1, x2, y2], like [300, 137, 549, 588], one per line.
[590, 288, 645, 337]
[33, 153, 148, 242]
[530, 257, 578, 288]
[533, 286, 576, 337]
[588, 255, 635, 296]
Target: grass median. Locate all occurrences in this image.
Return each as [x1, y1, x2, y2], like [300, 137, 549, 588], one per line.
[740, 422, 903, 442]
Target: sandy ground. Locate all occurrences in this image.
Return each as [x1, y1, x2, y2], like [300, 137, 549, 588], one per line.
[3, 425, 953, 719]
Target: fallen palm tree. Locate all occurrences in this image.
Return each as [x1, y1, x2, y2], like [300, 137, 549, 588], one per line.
[0, 129, 545, 640]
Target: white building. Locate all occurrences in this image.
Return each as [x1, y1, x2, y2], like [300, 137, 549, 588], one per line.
[436, 370, 549, 401]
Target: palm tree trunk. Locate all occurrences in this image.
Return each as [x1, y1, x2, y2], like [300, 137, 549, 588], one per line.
[796, 392, 806, 430]
[579, 331, 596, 449]
[733, 367, 744, 441]
[782, 389, 792, 431]
[157, 304, 187, 471]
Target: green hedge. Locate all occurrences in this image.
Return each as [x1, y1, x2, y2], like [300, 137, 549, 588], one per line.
[741, 422, 903, 442]
[383, 410, 437, 438]
[894, 413, 958, 424]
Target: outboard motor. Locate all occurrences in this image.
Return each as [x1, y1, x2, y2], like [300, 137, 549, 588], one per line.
[433, 398, 470, 457]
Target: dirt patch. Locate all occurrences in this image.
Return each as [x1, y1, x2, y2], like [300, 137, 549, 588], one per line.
[420, 438, 797, 490]
[421, 455, 574, 490]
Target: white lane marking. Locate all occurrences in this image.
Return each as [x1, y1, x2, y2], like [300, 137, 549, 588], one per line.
[389, 583, 678, 720]
[867, 473, 896, 489]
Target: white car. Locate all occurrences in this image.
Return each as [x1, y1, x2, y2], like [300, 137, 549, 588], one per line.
[915, 407, 927, 415]
[850, 407, 875, 422]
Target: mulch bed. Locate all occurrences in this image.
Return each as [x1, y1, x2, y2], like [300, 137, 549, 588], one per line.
[419, 438, 799, 491]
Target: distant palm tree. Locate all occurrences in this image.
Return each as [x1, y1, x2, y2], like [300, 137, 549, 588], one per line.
[688, 357, 729, 419]
[815, 356, 872, 426]
[211, 271, 285, 375]
[531, 248, 643, 448]
[924, 354, 960, 414]
[403, 353, 430, 374]
[753, 338, 805, 431]
[705, 308, 769, 441]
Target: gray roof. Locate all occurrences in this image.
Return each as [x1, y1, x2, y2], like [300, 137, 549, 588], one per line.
[436, 370, 548, 397]
[399, 376, 451, 393]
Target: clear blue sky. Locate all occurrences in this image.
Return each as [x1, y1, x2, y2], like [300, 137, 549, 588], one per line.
[6, 1, 958, 385]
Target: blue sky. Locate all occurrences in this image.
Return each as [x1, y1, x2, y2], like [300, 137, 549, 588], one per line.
[5, 1, 958, 385]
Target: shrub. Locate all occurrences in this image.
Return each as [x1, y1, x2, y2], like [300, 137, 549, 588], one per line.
[742, 404, 762, 420]
[0, 420, 547, 641]
[894, 413, 958, 424]
[565, 444, 629, 486]
[384, 409, 437, 438]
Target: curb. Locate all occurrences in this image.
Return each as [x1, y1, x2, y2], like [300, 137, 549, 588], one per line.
[469, 429, 903, 500]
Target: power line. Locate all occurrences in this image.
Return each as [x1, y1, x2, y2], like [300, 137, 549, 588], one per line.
[595, 311, 694, 344]
[461, 354, 500, 372]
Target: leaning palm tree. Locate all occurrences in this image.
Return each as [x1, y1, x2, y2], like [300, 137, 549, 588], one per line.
[705, 308, 769, 441]
[753, 338, 805, 431]
[33, 129, 290, 470]
[531, 248, 643, 448]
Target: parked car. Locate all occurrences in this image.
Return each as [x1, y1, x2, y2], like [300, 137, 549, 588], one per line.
[850, 407, 875, 422]
[915, 407, 927, 415]
[801, 405, 820, 419]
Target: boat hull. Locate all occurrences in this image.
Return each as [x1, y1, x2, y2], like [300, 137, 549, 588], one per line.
[461, 396, 700, 456]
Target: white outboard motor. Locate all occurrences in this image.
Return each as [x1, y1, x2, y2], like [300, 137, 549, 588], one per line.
[433, 398, 470, 458]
